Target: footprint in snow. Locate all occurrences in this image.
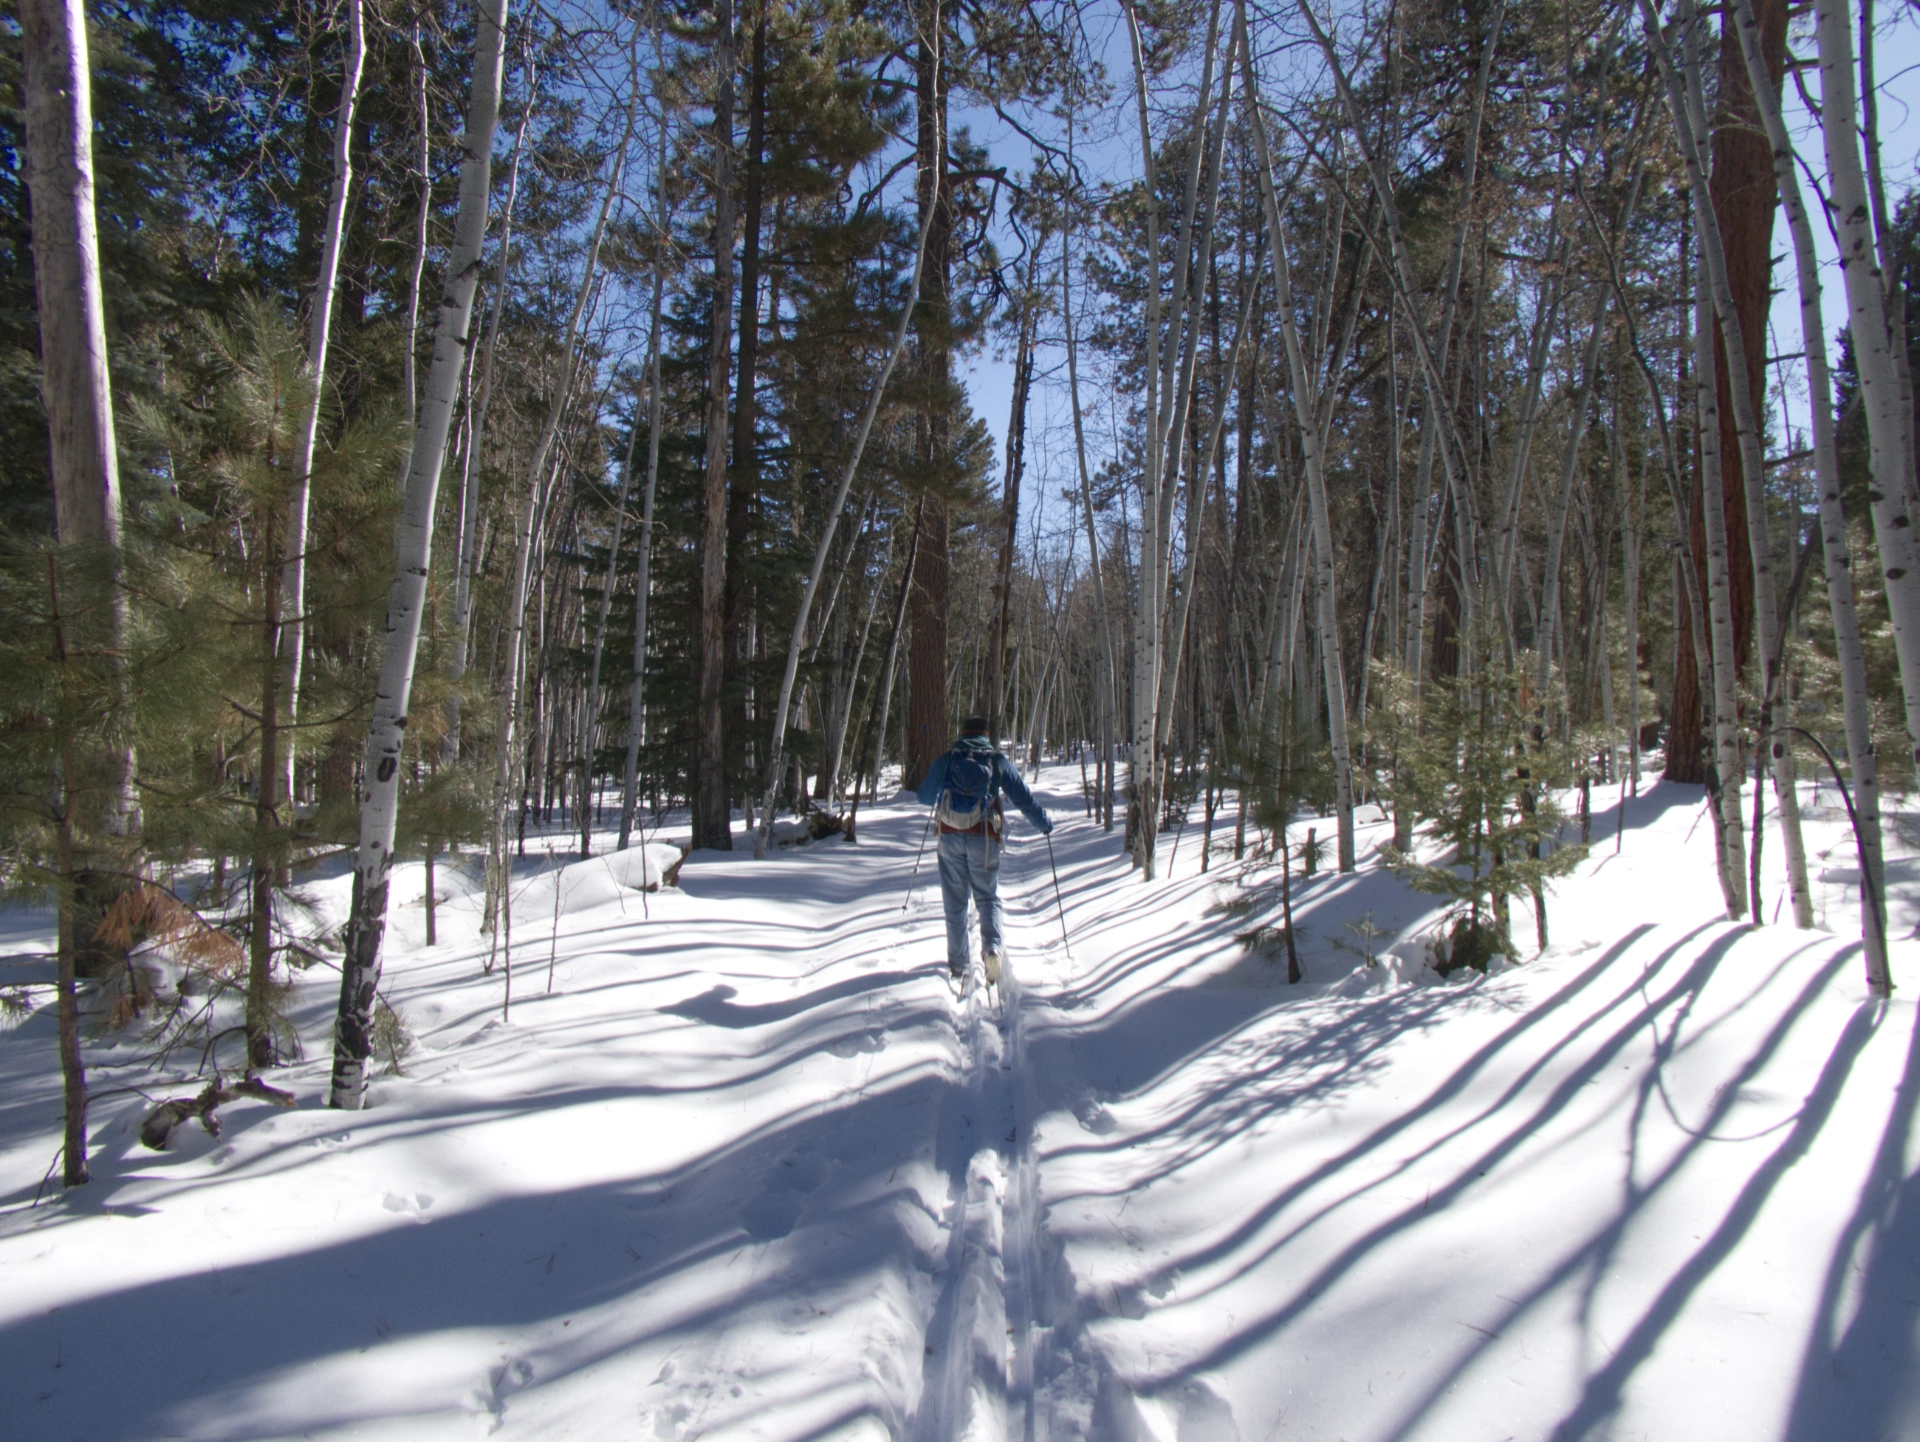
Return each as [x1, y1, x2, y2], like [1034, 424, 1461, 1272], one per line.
[738, 1151, 830, 1239]
[382, 1191, 435, 1220]
[827, 1031, 886, 1058]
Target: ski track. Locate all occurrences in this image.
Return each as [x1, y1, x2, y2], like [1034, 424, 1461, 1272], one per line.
[3, 766, 1920, 1440]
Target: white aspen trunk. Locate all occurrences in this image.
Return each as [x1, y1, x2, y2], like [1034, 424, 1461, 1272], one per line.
[1856, 0, 1920, 525]
[1693, 271, 1750, 915]
[619, 260, 667, 849]
[1536, 272, 1621, 691]
[481, 135, 626, 914]
[332, 0, 509, 1110]
[283, 0, 365, 761]
[750, 59, 939, 859]
[1239, 4, 1354, 871]
[1402, 0, 1502, 685]
[1121, 0, 1166, 875]
[1624, 432, 1643, 796]
[1154, 281, 1253, 748]
[1492, 257, 1569, 608]
[447, 94, 531, 762]
[1063, 199, 1118, 832]
[584, 401, 643, 812]
[572, 90, 642, 851]
[864, 503, 919, 804]
[1670, 11, 1811, 925]
[1734, 0, 1888, 983]
[824, 529, 893, 804]
[21, 0, 133, 821]
[1813, 0, 1920, 777]
[400, 20, 432, 427]
[1640, 0, 1747, 915]
[1293, 0, 1491, 665]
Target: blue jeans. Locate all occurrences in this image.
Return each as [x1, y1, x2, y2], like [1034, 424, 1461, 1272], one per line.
[936, 830, 1002, 973]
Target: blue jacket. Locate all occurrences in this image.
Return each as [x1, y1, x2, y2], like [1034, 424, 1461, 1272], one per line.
[916, 735, 1053, 834]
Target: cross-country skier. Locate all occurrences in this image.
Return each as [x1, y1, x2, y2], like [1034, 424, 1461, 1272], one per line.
[915, 716, 1053, 986]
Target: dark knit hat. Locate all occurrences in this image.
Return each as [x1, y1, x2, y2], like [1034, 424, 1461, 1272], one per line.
[959, 716, 989, 736]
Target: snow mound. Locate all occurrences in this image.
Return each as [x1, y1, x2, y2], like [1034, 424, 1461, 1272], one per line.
[502, 843, 682, 923]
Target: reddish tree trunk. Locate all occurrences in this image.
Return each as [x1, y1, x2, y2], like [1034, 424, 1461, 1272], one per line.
[693, 0, 737, 849]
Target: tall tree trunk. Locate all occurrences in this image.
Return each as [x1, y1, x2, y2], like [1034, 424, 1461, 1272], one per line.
[1240, 3, 1355, 872]
[1735, 0, 1890, 986]
[447, 86, 532, 762]
[866, 503, 921, 802]
[284, 0, 366, 768]
[620, 76, 673, 851]
[399, 16, 432, 427]
[248, 508, 284, 1070]
[1814, 0, 1920, 776]
[692, 0, 737, 848]
[1063, 219, 1117, 832]
[483, 133, 624, 921]
[331, 0, 509, 1110]
[724, 10, 766, 773]
[905, 5, 951, 790]
[22, 0, 139, 995]
[985, 288, 1034, 743]
[1670, 0, 1812, 923]
[48, 562, 89, 1186]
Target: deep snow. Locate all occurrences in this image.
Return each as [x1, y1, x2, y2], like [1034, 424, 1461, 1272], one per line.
[2, 766, 1918, 1441]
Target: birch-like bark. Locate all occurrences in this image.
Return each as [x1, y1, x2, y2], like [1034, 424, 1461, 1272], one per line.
[751, 38, 938, 859]
[1240, 3, 1355, 871]
[619, 262, 668, 849]
[1121, 0, 1166, 874]
[332, 0, 509, 1110]
[1857, 0, 1920, 524]
[1696, 281, 1748, 914]
[573, 89, 642, 856]
[1622, 405, 1644, 797]
[481, 128, 627, 915]
[1813, 0, 1920, 776]
[399, 19, 432, 426]
[1639, 0, 1747, 913]
[446, 89, 532, 762]
[283, 0, 365, 753]
[1063, 211, 1117, 832]
[864, 500, 920, 804]
[1491, 255, 1569, 608]
[1535, 269, 1621, 690]
[824, 525, 893, 803]
[1294, 0, 1488, 658]
[1403, 0, 1504, 686]
[22, 0, 136, 877]
[1734, 0, 1887, 982]
[1155, 280, 1253, 746]
[1670, 7, 1811, 924]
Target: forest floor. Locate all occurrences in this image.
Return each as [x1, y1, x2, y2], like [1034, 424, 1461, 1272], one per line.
[3, 765, 1920, 1441]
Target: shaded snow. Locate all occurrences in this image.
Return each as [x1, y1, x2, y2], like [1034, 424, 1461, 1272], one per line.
[0, 767, 1916, 1440]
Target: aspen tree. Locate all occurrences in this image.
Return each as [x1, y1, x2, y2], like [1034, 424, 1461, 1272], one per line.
[332, 0, 511, 1110]
[1813, 0, 1920, 775]
[283, 0, 366, 768]
[1733, 0, 1889, 984]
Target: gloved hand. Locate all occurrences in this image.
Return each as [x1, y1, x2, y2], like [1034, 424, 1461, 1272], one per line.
[1041, 815, 1055, 836]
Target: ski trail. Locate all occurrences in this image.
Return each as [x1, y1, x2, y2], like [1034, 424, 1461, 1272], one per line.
[909, 846, 1024, 1442]
[999, 835, 1097, 1442]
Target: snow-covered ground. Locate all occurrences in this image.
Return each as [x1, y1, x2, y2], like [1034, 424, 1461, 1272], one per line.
[2, 767, 1918, 1440]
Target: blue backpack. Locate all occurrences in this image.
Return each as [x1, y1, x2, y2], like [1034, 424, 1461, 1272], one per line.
[939, 747, 997, 824]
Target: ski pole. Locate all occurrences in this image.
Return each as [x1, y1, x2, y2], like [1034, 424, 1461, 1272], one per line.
[902, 809, 936, 912]
[1044, 830, 1071, 959]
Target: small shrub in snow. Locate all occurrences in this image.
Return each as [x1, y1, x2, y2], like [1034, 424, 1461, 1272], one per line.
[373, 997, 414, 1076]
[1372, 659, 1588, 954]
